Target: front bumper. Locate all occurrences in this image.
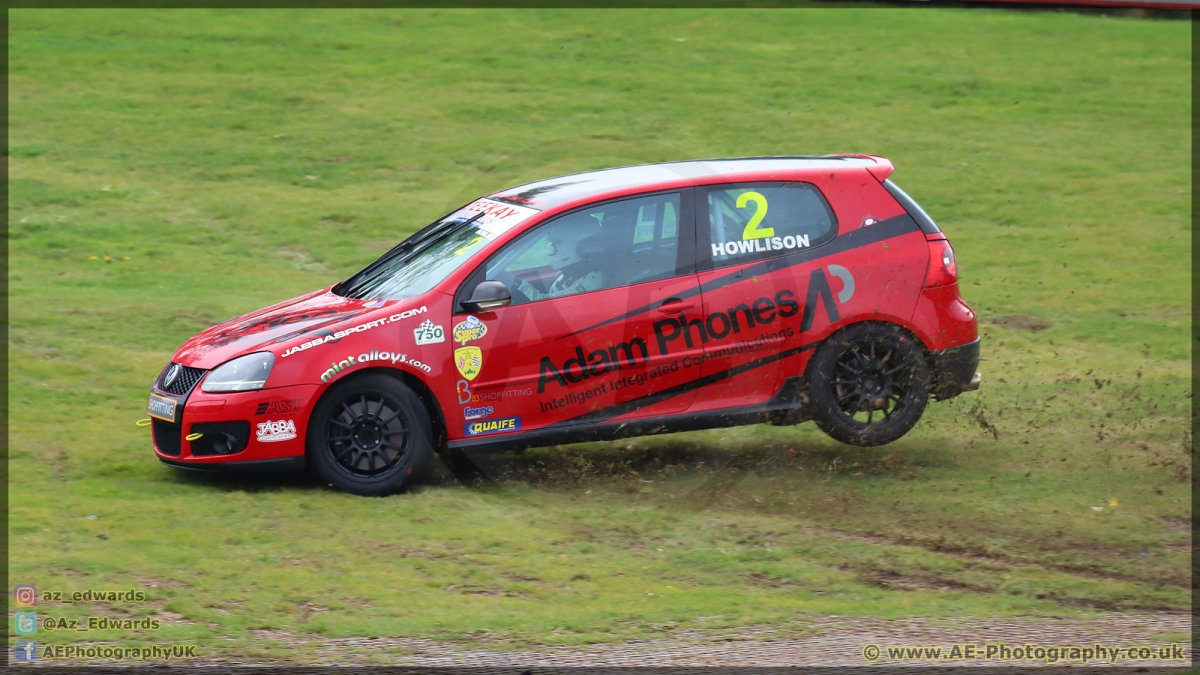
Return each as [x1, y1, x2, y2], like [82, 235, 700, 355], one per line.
[150, 384, 318, 467]
[159, 456, 306, 474]
[930, 338, 981, 401]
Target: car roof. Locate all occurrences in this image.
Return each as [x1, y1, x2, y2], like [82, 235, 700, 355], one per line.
[487, 155, 892, 210]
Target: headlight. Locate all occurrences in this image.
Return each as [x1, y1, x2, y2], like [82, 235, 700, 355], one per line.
[202, 352, 275, 393]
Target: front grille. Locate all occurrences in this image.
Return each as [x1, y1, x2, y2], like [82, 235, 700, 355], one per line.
[157, 362, 207, 396]
[189, 422, 251, 457]
[152, 419, 182, 457]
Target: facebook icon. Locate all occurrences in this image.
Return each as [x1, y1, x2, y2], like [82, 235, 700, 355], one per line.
[13, 639, 38, 663]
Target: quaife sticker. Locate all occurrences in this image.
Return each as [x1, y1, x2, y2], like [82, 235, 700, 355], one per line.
[413, 320, 445, 345]
[453, 316, 487, 345]
[454, 346, 483, 381]
[257, 419, 297, 442]
[464, 416, 521, 437]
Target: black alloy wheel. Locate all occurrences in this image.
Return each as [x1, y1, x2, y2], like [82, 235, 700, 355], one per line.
[308, 373, 433, 496]
[806, 322, 930, 447]
[328, 393, 409, 476]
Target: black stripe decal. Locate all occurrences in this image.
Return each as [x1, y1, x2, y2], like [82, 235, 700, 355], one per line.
[549, 339, 822, 428]
[554, 213, 919, 339]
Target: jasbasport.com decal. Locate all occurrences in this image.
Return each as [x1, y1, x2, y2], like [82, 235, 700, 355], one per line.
[281, 306, 428, 358]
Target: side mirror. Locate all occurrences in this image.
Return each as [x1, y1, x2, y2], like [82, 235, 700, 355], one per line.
[461, 280, 511, 313]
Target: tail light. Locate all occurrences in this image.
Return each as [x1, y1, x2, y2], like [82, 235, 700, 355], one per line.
[924, 235, 958, 288]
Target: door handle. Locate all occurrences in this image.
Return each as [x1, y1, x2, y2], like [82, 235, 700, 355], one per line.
[656, 298, 694, 314]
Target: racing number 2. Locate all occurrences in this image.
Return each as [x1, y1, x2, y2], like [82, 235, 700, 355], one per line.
[737, 191, 774, 240]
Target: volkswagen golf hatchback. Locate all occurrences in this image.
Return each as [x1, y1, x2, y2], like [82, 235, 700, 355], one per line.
[147, 155, 980, 495]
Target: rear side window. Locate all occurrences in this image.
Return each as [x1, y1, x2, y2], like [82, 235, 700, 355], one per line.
[701, 182, 836, 268]
[882, 179, 942, 234]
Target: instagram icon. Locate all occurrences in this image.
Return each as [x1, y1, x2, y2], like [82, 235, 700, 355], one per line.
[14, 585, 37, 607]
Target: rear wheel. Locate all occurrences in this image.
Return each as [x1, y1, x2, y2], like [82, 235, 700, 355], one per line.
[307, 373, 433, 496]
[806, 322, 930, 447]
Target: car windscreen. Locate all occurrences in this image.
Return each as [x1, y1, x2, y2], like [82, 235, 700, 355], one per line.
[332, 198, 540, 301]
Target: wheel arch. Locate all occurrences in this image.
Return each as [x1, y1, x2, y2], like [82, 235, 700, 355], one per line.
[804, 317, 936, 385]
[389, 369, 449, 451]
[305, 367, 449, 455]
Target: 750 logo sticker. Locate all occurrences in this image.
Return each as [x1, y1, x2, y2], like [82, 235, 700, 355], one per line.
[413, 320, 445, 345]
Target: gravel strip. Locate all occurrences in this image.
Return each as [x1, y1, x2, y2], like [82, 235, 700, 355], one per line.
[312, 612, 1191, 667]
[20, 612, 1190, 668]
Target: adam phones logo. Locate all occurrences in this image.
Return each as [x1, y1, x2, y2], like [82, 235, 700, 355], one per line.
[535, 269, 846, 394]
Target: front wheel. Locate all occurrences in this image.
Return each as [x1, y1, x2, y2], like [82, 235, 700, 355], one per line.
[307, 373, 433, 496]
[806, 323, 930, 447]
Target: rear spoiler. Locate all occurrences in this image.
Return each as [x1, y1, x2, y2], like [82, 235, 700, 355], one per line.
[826, 154, 894, 182]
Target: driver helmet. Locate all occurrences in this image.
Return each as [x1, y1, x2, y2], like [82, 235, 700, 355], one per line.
[546, 216, 603, 271]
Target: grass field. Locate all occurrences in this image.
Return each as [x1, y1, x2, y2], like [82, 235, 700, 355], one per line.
[8, 8, 1191, 663]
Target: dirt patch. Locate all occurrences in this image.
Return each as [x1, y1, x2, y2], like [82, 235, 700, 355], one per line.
[156, 610, 196, 626]
[992, 315, 1053, 331]
[856, 569, 984, 594]
[1158, 516, 1193, 533]
[136, 576, 193, 590]
[1158, 516, 1193, 554]
[744, 572, 806, 589]
[816, 527, 1189, 590]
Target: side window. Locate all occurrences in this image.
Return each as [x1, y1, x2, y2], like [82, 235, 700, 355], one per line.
[483, 192, 682, 305]
[703, 182, 836, 268]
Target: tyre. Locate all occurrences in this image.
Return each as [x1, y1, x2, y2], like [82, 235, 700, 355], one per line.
[806, 322, 930, 447]
[307, 373, 433, 496]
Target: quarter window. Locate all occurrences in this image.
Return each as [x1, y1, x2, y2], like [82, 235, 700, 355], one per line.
[703, 183, 836, 267]
[484, 192, 682, 305]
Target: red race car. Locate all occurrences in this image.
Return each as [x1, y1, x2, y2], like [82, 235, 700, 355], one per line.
[147, 155, 980, 495]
